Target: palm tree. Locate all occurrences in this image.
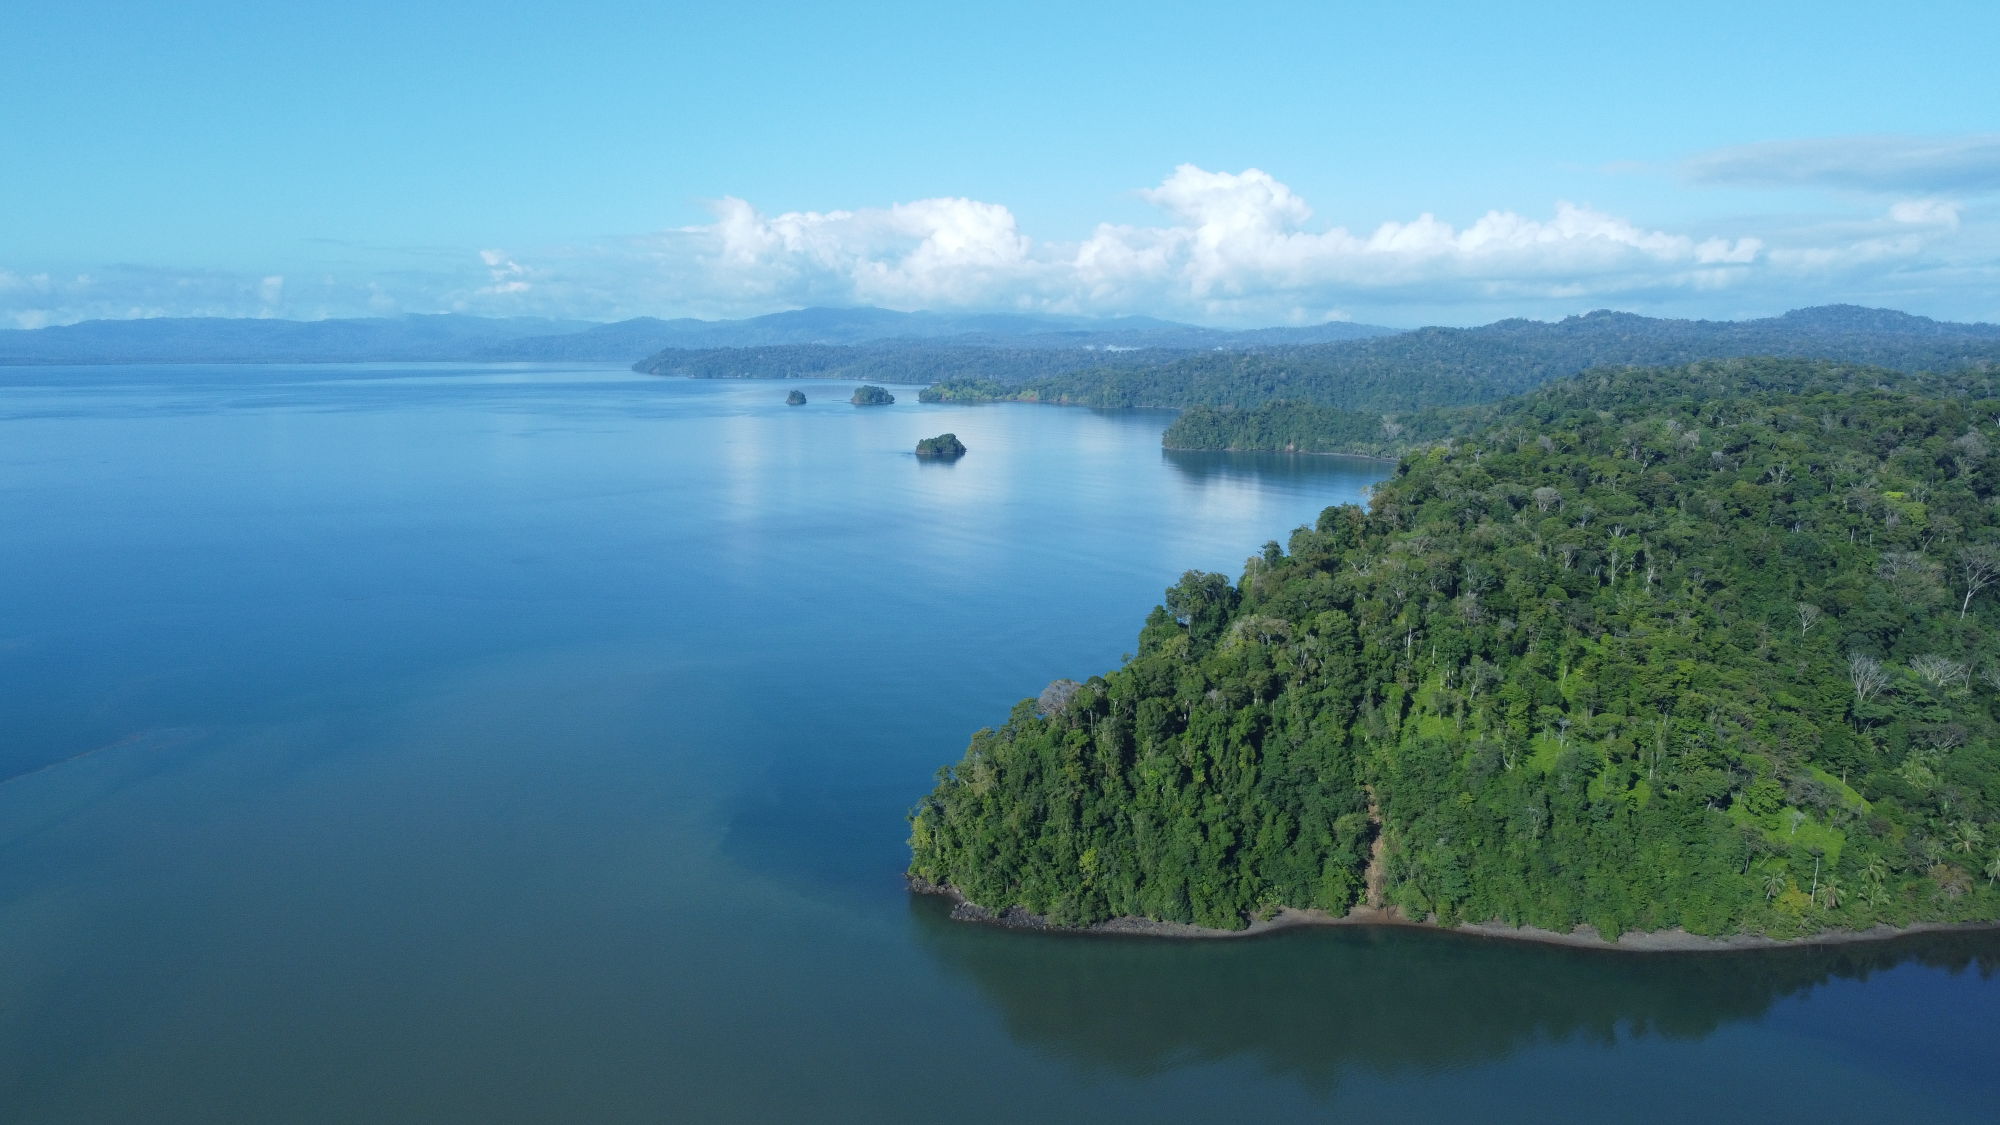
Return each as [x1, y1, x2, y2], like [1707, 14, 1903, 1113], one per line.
[1818, 877, 1842, 910]
[1762, 869, 1789, 901]
[1951, 820, 1985, 856]
[1985, 851, 2000, 886]
[1862, 856, 1889, 885]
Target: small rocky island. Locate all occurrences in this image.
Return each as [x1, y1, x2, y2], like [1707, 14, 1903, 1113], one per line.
[850, 385, 896, 406]
[786, 389, 807, 405]
[915, 433, 967, 459]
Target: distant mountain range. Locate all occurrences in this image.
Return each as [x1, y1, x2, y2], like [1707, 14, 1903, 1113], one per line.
[9, 307, 1998, 403]
[0, 307, 1396, 365]
[498, 308, 1396, 358]
[0, 314, 598, 366]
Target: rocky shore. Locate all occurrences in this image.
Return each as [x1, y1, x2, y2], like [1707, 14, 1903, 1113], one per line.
[908, 876, 2000, 952]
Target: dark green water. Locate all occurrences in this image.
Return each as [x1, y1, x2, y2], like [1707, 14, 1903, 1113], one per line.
[0, 363, 1993, 1122]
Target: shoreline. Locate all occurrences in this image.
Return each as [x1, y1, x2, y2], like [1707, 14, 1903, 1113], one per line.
[908, 877, 2000, 954]
[1161, 443, 1401, 463]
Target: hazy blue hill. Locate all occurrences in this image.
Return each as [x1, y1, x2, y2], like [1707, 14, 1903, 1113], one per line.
[690, 307, 1396, 348]
[620, 306, 1398, 352]
[627, 311, 1402, 380]
[590, 307, 1181, 350]
[1771, 304, 2000, 337]
[1230, 321, 1420, 345]
[478, 317, 695, 360]
[19, 303, 1987, 376]
[2, 305, 1398, 366]
[634, 341, 1187, 383]
[0, 314, 594, 365]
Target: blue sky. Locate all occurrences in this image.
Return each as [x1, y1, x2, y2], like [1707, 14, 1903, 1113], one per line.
[4, 0, 1997, 327]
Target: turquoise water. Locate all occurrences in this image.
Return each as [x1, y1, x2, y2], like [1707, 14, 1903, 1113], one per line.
[0, 363, 1993, 1122]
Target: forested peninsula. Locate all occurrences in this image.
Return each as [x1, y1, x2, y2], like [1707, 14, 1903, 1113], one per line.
[910, 358, 2000, 943]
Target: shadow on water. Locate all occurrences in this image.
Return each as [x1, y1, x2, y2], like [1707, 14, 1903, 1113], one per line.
[907, 893, 2000, 1093]
[1162, 447, 1390, 488]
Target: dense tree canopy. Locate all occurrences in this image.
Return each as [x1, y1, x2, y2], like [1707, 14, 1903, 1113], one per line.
[1163, 401, 1405, 457]
[910, 359, 2000, 938]
[1164, 359, 2000, 456]
[916, 433, 968, 458]
[921, 308, 2000, 417]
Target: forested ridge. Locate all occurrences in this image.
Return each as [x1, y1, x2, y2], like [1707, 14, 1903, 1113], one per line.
[910, 359, 2000, 939]
[1162, 360, 2000, 458]
[919, 306, 2000, 417]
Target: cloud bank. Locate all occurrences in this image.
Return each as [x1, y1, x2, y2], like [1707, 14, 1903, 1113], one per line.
[4, 161, 1993, 329]
[669, 165, 1767, 323]
[1685, 133, 2000, 194]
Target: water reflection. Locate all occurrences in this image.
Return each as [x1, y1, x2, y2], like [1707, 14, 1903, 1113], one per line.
[1163, 448, 1391, 488]
[909, 895, 2000, 1093]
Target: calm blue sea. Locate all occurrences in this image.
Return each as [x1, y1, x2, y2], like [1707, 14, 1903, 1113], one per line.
[0, 363, 1993, 1122]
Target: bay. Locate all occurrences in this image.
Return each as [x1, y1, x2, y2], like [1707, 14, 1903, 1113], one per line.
[0, 363, 1993, 1122]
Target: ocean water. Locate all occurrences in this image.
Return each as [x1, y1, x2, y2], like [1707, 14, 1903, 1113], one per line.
[0, 363, 1993, 1122]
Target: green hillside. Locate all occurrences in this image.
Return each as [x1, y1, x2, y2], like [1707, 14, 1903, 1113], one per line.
[909, 359, 2000, 939]
[919, 306, 2000, 416]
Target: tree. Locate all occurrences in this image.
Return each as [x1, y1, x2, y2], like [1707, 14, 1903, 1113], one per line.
[1849, 654, 1889, 707]
[1797, 603, 1823, 635]
[1957, 544, 2000, 619]
[1911, 655, 1969, 691]
[1164, 570, 1238, 644]
[1037, 679, 1081, 717]
[1862, 856, 1890, 886]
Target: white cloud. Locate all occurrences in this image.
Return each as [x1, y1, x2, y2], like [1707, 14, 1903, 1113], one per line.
[1889, 199, 1962, 227]
[4, 165, 1991, 327]
[697, 195, 1043, 308]
[649, 166, 1771, 322]
[478, 250, 531, 295]
[1068, 169, 1765, 313]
